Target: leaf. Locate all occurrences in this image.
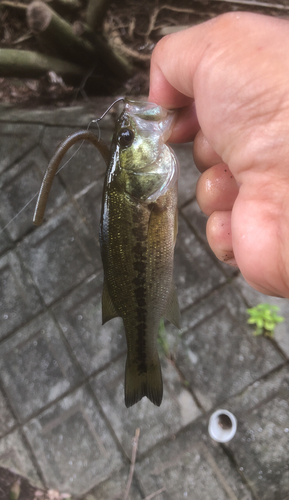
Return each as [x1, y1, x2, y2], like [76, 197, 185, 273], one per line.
[276, 317, 284, 323]
[248, 318, 258, 325]
[264, 321, 275, 331]
[256, 318, 264, 328]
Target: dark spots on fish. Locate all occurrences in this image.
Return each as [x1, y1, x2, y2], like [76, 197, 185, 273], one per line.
[135, 285, 145, 296]
[136, 307, 146, 322]
[137, 299, 146, 308]
[133, 276, 145, 287]
[133, 260, 146, 273]
[133, 242, 144, 254]
[131, 227, 147, 241]
[130, 214, 150, 377]
[135, 292, 146, 308]
[133, 245, 147, 374]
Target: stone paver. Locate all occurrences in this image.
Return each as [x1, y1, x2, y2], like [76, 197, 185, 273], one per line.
[173, 283, 284, 412]
[0, 123, 43, 175]
[236, 275, 289, 359]
[18, 203, 99, 305]
[0, 250, 43, 341]
[225, 365, 289, 500]
[0, 386, 16, 438]
[0, 429, 43, 488]
[91, 355, 201, 457]
[174, 216, 226, 310]
[0, 101, 288, 498]
[23, 384, 123, 496]
[81, 467, 143, 500]
[135, 423, 254, 500]
[173, 143, 199, 207]
[0, 146, 67, 243]
[0, 312, 83, 421]
[52, 271, 126, 377]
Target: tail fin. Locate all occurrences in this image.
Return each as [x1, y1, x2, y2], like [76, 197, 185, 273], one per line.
[124, 356, 163, 408]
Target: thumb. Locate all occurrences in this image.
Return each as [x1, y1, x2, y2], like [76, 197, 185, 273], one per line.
[148, 18, 217, 108]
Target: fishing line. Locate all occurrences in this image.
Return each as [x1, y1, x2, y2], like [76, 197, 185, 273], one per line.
[0, 191, 39, 233]
[0, 97, 125, 234]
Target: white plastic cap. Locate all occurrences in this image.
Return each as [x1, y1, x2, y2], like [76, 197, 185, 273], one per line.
[208, 409, 237, 443]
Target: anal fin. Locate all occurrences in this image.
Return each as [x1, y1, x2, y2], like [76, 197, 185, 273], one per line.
[163, 283, 181, 329]
[102, 280, 119, 325]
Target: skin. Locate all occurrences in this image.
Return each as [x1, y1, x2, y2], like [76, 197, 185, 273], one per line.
[149, 11, 289, 298]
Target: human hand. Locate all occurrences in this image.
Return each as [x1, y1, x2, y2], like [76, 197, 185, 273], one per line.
[149, 12, 289, 298]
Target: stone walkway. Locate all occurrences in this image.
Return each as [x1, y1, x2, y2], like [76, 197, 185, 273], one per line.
[0, 100, 288, 500]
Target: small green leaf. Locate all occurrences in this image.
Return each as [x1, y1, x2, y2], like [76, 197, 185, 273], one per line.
[275, 317, 284, 324]
[256, 318, 264, 328]
[264, 321, 274, 330]
[247, 303, 285, 338]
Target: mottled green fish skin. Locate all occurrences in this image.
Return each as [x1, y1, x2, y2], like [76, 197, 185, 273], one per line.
[99, 99, 180, 407]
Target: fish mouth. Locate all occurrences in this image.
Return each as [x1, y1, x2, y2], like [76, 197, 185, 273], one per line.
[124, 99, 176, 142]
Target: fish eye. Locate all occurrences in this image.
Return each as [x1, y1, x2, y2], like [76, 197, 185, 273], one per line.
[119, 128, 134, 147]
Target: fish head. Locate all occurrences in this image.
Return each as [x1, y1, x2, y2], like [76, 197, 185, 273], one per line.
[111, 99, 179, 202]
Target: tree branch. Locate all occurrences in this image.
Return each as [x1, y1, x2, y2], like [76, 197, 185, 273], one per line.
[123, 428, 140, 500]
[0, 48, 84, 81]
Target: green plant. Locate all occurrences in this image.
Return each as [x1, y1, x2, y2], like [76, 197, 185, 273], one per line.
[247, 303, 284, 337]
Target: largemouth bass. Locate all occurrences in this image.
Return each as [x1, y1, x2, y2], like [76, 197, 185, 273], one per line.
[99, 99, 180, 407]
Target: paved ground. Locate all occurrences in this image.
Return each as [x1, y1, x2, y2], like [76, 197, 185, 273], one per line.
[0, 100, 288, 500]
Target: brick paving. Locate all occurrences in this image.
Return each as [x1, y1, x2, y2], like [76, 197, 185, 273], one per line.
[0, 100, 288, 499]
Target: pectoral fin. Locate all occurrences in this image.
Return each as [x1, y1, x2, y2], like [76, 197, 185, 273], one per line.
[102, 280, 119, 325]
[163, 283, 181, 329]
